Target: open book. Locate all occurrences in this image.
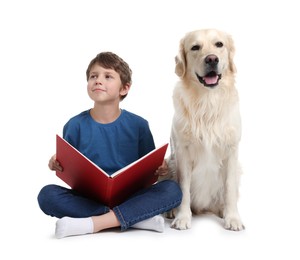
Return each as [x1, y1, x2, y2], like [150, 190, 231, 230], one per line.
[55, 135, 168, 208]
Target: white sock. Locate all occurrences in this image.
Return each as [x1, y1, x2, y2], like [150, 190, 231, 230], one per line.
[55, 217, 94, 239]
[131, 215, 165, 232]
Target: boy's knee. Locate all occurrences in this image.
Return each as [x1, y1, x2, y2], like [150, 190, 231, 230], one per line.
[37, 184, 57, 213]
[160, 180, 182, 201]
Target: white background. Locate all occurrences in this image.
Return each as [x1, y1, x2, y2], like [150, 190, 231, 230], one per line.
[1, 0, 299, 259]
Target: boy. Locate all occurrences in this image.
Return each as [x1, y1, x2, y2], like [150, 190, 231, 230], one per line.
[37, 52, 182, 239]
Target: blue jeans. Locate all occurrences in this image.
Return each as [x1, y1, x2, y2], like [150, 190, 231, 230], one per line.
[37, 180, 182, 231]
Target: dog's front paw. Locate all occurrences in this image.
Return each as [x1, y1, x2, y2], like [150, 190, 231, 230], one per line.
[171, 214, 192, 230]
[224, 216, 245, 231]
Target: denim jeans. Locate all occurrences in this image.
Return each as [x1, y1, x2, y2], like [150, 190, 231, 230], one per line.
[37, 180, 182, 231]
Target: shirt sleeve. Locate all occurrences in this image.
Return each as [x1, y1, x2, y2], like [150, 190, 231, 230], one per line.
[62, 118, 80, 149]
[138, 120, 155, 158]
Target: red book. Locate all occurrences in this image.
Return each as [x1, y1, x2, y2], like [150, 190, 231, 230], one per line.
[55, 135, 168, 208]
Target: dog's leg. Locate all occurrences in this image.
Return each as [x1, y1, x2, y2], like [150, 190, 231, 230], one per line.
[160, 154, 178, 219]
[223, 151, 244, 231]
[171, 148, 193, 230]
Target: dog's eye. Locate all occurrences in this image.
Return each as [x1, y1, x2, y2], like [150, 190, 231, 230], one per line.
[215, 41, 223, 48]
[191, 45, 200, 51]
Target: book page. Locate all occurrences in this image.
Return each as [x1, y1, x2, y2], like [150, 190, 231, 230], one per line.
[110, 143, 168, 178]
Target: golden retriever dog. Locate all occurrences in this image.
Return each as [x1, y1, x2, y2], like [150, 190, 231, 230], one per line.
[161, 29, 244, 231]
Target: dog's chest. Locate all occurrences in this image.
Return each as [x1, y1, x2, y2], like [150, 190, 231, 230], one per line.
[174, 100, 239, 151]
[176, 114, 231, 152]
[173, 84, 240, 146]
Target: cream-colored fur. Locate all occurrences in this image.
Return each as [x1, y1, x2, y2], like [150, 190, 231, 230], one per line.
[161, 29, 244, 231]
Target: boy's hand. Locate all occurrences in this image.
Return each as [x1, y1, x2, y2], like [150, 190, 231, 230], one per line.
[48, 154, 63, 172]
[155, 159, 168, 176]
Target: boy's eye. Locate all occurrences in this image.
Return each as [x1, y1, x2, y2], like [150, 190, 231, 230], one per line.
[90, 75, 97, 79]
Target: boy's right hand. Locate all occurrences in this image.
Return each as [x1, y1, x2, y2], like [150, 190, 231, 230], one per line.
[48, 154, 63, 172]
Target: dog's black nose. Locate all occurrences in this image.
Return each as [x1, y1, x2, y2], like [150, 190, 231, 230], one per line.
[205, 55, 219, 67]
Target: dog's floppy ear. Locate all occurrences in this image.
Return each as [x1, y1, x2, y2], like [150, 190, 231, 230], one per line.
[227, 34, 237, 73]
[175, 38, 186, 77]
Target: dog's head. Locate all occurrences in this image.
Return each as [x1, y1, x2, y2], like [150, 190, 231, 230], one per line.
[175, 29, 236, 89]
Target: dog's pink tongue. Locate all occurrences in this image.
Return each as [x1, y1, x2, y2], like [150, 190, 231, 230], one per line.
[204, 76, 218, 85]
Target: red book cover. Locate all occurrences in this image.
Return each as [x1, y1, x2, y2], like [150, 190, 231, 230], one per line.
[55, 135, 168, 208]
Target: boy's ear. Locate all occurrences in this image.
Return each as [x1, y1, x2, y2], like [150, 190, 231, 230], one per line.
[120, 83, 130, 97]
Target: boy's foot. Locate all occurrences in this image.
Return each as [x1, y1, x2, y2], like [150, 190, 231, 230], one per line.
[131, 215, 165, 232]
[55, 217, 94, 239]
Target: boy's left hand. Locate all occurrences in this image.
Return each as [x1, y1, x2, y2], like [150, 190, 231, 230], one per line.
[155, 159, 168, 176]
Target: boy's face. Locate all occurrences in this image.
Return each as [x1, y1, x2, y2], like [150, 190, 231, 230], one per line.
[87, 64, 129, 104]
